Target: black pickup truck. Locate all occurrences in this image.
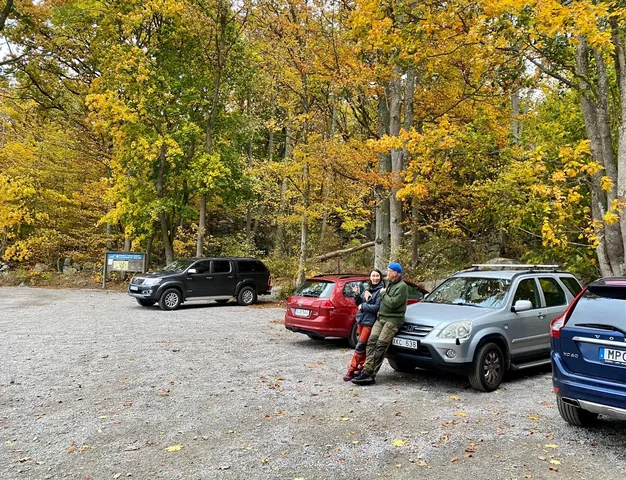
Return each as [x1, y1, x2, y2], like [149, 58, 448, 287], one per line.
[128, 257, 271, 310]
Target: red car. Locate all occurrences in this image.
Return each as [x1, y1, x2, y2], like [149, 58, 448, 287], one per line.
[284, 274, 429, 347]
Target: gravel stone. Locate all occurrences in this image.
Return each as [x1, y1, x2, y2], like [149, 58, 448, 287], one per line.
[1, 286, 625, 479]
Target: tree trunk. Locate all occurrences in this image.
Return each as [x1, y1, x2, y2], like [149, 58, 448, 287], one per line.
[276, 125, 291, 254]
[157, 144, 174, 264]
[389, 75, 403, 260]
[375, 93, 391, 271]
[196, 194, 206, 257]
[576, 39, 621, 275]
[612, 21, 626, 270]
[511, 89, 521, 145]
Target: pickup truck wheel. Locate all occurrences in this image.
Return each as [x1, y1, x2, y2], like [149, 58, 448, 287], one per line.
[556, 396, 599, 427]
[237, 286, 257, 306]
[387, 356, 415, 373]
[136, 299, 155, 307]
[469, 342, 505, 392]
[159, 288, 182, 311]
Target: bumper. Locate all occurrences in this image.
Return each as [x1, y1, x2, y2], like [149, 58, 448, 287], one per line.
[284, 314, 351, 339]
[128, 286, 160, 301]
[387, 336, 474, 375]
[552, 352, 626, 415]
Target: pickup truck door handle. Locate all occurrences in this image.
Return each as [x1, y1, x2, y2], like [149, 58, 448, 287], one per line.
[537, 311, 546, 319]
[227, 275, 234, 279]
[207, 276, 213, 280]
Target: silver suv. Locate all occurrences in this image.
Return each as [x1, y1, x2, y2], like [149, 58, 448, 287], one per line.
[386, 265, 582, 392]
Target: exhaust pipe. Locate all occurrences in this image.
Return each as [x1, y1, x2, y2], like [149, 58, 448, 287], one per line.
[561, 397, 580, 407]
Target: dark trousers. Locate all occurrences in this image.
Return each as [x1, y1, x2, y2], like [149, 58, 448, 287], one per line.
[363, 318, 400, 376]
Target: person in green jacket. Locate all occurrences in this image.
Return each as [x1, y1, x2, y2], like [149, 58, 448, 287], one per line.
[352, 262, 408, 386]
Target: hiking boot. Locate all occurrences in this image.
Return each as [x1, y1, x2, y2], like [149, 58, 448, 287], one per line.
[343, 370, 355, 381]
[351, 371, 375, 385]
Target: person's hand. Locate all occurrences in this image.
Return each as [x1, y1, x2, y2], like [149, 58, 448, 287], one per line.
[357, 304, 362, 311]
[351, 285, 359, 294]
[380, 288, 386, 294]
[363, 291, 372, 301]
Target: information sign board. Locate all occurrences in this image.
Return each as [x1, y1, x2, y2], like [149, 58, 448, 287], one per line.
[102, 252, 147, 288]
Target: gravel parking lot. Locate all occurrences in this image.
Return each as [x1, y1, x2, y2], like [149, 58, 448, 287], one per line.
[1, 286, 625, 479]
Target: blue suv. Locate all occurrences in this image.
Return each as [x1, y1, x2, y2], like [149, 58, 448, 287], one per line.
[550, 277, 626, 426]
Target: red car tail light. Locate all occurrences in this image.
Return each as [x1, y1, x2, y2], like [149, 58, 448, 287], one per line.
[550, 287, 587, 338]
[312, 299, 334, 313]
[550, 315, 566, 338]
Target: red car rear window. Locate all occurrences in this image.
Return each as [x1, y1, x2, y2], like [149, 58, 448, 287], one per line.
[293, 281, 335, 298]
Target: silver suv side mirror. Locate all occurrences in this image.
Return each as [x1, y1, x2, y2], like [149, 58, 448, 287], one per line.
[512, 299, 533, 313]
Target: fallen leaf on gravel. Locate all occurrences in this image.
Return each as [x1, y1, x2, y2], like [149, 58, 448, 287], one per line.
[352, 440, 359, 444]
[453, 412, 467, 417]
[465, 443, 477, 453]
[114, 474, 121, 480]
[164, 445, 183, 452]
[524, 475, 532, 478]
[449, 395, 460, 401]
[451, 457, 458, 462]
[528, 415, 540, 421]
[549, 467, 559, 472]
[216, 466, 230, 470]
[67, 441, 75, 453]
[261, 458, 269, 464]
[544, 444, 558, 449]
[392, 439, 407, 447]
[16, 457, 32, 463]
[441, 421, 456, 427]
[394, 412, 404, 417]
[464, 454, 473, 458]
[550, 460, 561, 465]
[124, 445, 139, 451]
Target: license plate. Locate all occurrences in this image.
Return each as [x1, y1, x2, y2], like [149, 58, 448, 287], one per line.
[294, 308, 310, 317]
[599, 347, 626, 365]
[130, 286, 138, 291]
[392, 337, 419, 349]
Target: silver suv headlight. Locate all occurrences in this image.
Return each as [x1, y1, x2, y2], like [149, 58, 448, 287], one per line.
[143, 278, 163, 286]
[437, 320, 472, 339]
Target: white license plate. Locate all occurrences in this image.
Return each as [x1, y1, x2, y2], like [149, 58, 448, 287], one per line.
[599, 347, 626, 365]
[130, 286, 139, 291]
[294, 308, 310, 317]
[392, 337, 419, 349]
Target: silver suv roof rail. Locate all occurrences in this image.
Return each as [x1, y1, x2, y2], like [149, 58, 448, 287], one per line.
[471, 264, 561, 271]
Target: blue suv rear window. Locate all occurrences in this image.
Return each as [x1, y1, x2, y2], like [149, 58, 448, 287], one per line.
[568, 287, 626, 329]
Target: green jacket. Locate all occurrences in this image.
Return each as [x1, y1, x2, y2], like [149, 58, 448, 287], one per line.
[379, 277, 408, 324]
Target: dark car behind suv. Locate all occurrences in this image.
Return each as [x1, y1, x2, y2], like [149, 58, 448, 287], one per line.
[128, 257, 271, 310]
[551, 277, 626, 426]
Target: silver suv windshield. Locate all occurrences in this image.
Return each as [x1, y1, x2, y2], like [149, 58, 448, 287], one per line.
[425, 277, 512, 309]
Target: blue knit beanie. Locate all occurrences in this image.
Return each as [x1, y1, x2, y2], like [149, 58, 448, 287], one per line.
[387, 262, 403, 274]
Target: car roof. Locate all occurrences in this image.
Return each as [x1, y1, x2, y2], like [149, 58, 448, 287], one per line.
[307, 274, 368, 282]
[182, 257, 261, 261]
[453, 270, 575, 280]
[589, 277, 626, 287]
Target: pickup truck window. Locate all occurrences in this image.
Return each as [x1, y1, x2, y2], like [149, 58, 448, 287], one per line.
[212, 260, 231, 273]
[193, 261, 211, 274]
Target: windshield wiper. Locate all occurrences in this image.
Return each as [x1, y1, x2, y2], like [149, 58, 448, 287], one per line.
[451, 302, 483, 307]
[576, 323, 626, 335]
